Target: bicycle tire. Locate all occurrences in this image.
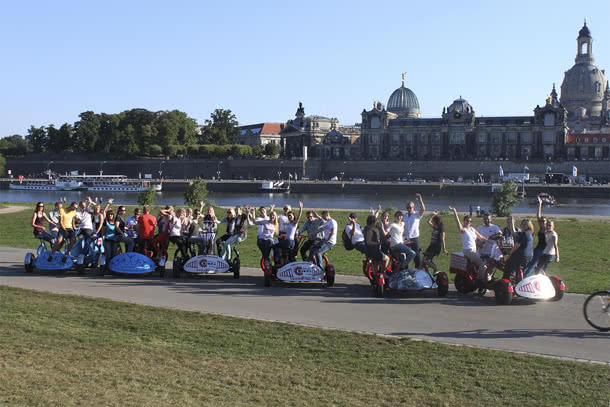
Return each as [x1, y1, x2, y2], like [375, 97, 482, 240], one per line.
[583, 290, 610, 332]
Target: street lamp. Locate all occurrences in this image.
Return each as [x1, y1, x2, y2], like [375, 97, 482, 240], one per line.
[100, 160, 107, 176]
[46, 161, 54, 179]
[217, 160, 223, 180]
[158, 160, 165, 179]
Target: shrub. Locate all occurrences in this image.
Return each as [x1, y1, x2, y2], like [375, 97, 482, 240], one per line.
[184, 179, 208, 207]
[137, 187, 157, 206]
[492, 180, 520, 216]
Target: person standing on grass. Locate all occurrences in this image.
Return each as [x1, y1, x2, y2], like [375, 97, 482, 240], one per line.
[137, 205, 157, 255]
[449, 206, 489, 290]
[534, 219, 560, 274]
[403, 193, 426, 268]
[524, 195, 547, 277]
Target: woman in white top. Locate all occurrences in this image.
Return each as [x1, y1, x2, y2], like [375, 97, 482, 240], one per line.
[534, 219, 560, 274]
[278, 201, 303, 261]
[248, 207, 279, 269]
[388, 211, 416, 269]
[168, 208, 188, 259]
[449, 206, 489, 288]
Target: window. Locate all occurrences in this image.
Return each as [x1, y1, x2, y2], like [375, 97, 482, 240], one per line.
[596, 82, 601, 93]
[544, 113, 555, 126]
[584, 138, 588, 143]
[370, 117, 380, 129]
[392, 133, 400, 144]
[406, 134, 413, 144]
[581, 42, 589, 54]
[507, 132, 517, 143]
[371, 134, 379, 144]
[492, 132, 501, 145]
[450, 132, 464, 144]
[477, 133, 486, 143]
[593, 138, 598, 143]
[520, 132, 531, 144]
[603, 138, 607, 143]
[418, 134, 427, 144]
[544, 145, 554, 156]
[543, 131, 554, 144]
[432, 133, 440, 144]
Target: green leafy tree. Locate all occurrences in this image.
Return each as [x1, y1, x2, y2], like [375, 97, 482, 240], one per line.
[74, 111, 101, 153]
[25, 126, 48, 153]
[0, 153, 5, 176]
[137, 187, 157, 206]
[57, 123, 74, 153]
[252, 145, 265, 157]
[149, 144, 163, 156]
[0, 135, 29, 156]
[200, 108, 238, 145]
[184, 179, 208, 206]
[264, 143, 281, 157]
[492, 180, 520, 216]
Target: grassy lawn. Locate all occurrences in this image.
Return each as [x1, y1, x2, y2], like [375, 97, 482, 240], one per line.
[1, 203, 609, 293]
[0, 285, 608, 407]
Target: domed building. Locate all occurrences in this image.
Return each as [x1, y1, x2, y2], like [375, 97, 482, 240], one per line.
[387, 81, 421, 119]
[560, 21, 609, 130]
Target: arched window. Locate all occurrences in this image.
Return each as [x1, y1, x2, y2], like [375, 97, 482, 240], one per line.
[580, 42, 589, 55]
[370, 117, 380, 129]
[596, 82, 601, 93]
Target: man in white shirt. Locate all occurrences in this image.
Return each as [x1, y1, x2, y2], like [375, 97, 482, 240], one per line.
[402, 193, 425, 267]
[313, 210, 337, 267]
[477, 213, 503, 260]
[76, 199, 95, 255]
[345, 213, 366, 254]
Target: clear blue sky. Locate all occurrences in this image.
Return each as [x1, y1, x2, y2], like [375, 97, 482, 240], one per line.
[1, 0, 609, 137]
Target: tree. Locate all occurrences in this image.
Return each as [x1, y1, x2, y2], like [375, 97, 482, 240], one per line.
[25, 126, 48, 153]
[137, 187, 157, 206]
[492, 180, 520, 216]
[0, 153, 5, 176]
[74, 111, 101, 153]
[200, 108, 238, 145]
[264, 143, 281, 157]
[0, 135, 29, 156]
[184, 179, 208, 206]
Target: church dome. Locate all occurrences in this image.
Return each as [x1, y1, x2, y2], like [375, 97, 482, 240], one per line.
[387, 85, 420, 118]
[447, 97, 473, 114]
[579, 22, 591, 38]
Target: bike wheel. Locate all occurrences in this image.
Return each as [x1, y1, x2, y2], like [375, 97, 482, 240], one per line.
[454, 274, 471, 294]
[583, 291, 610, 332]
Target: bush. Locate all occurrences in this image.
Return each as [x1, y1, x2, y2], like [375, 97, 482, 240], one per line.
[264, 143, 281, 157]
[492, 180, 520, 216]
[149, 144, 163, 157]
[184, 179, 208, 207]
[163, 144, 178, 157]
[187, 144, 200, 156]
[137, 187, 157, 206]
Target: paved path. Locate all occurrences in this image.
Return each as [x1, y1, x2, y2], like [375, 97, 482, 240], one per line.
[1, 247, 607, 364]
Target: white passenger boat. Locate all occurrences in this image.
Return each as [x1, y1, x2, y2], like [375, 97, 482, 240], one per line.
[79, 175, 163, 192]
[9, 178, 85, 191]
[260, 180, 290, 192]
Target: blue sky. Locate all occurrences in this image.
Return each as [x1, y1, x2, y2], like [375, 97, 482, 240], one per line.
[1, 0, 609, 137]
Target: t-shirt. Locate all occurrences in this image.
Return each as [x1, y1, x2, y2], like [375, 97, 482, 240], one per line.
[60, 208, 77, 230]
[403, 211, 421, 239]
[543, 231, 558, 255]
[514, 231, 533, 258]
[388, 222, 405, 247]
[255, 217, 275, 240]
[77, 208, 93, 231]
[49, 210, 60, 232]
[345, 223, 365, 244]
[138, 213, 157, 239]
[169, 215, 183, 237]
[461, 228, 477, 251]
[126, 216, 139, 238]
[323, 218, 338, 245]
[534, 231, 546, 251]
[429, 223, 445, 247]
[477, 224, 502, 257]
[277, 214, 290, 233]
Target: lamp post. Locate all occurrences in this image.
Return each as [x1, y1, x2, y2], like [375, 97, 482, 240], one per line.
[217, 160, 222, 181]
[158, 160, 165, 179]
[46, 161, 54, 179]
[100, 161, 106, 176]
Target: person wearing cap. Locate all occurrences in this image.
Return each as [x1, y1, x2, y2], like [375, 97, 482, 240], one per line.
[345, 213, 366, 254]
[403, 193, 426, 267]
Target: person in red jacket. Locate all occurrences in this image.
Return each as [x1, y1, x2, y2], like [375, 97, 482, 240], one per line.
[137, 205, 157, 256]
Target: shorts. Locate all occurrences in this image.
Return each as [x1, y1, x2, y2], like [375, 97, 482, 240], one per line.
[424, 243, 441, 259]
[59, 228, 76, 240]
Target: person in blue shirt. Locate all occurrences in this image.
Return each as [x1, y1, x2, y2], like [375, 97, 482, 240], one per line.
[503, 216, 533, 280]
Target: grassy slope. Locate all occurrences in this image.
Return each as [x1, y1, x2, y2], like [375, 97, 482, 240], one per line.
[1, 286, 607, 407]
[1, 204, 609, 293]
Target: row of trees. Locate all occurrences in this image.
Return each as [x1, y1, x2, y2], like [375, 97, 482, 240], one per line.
[5, 108, 243, 158]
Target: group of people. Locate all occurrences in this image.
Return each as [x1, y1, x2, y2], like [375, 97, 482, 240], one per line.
[31, 199, 249, 265]
[31, 194, 560, 281]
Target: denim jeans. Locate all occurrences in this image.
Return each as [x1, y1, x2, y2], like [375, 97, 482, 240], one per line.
[221, 234, 244, 260]
[353, 240, 367, 255]
[391, 243, 416, 267]
[523, 248, 544, 277]
[313, 241, 335, 267]
[408, 237, 421, 268]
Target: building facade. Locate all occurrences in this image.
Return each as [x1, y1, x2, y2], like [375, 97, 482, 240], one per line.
[236, 123, 283, 146]
[359, 23, 610, 161]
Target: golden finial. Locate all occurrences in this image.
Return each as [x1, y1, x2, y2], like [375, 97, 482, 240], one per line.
[546, 95, 553, 105]
[401, 72, 406, 86]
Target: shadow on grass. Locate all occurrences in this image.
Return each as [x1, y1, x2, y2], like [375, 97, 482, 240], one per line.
[391, 328, 608, 340]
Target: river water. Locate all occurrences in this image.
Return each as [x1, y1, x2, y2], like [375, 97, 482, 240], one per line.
[2, 189, 609, 216]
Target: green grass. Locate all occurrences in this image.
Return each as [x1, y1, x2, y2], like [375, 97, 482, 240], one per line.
[2, 203, 609, 293]
[0, 285, 607, 407]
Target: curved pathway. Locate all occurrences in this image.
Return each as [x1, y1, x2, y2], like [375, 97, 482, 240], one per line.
[0, 246, 607, 364]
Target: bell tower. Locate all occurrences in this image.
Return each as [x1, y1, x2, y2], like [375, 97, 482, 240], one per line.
[575, 20, 594, 65]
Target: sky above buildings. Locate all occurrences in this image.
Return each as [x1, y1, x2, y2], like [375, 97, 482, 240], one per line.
[1, 0, 609, 137]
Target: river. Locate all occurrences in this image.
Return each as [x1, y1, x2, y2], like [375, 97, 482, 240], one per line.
[2, 190, 609, 216]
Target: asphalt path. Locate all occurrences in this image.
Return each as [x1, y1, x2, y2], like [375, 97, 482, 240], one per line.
[1, 246, 607, 364]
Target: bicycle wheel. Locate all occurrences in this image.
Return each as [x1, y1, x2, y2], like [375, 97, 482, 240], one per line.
[583, 291, 610, 332]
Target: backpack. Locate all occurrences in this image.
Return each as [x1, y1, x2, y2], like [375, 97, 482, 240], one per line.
[342, 228, 354, 251]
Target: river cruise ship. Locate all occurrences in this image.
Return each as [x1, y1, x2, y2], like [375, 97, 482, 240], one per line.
[9, 175, 162, 192]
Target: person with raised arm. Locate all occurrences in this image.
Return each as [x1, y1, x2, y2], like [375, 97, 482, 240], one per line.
[503, 216, 534, 280]
[277, 202, 303, 261]
[388, 211, 416, 270]
[523, 195, 547, 277]
[403, 193, 426, 267]
[423, 211, 448, 272]
[449, 206, 489, 290]
[248, 206, 279, 269]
